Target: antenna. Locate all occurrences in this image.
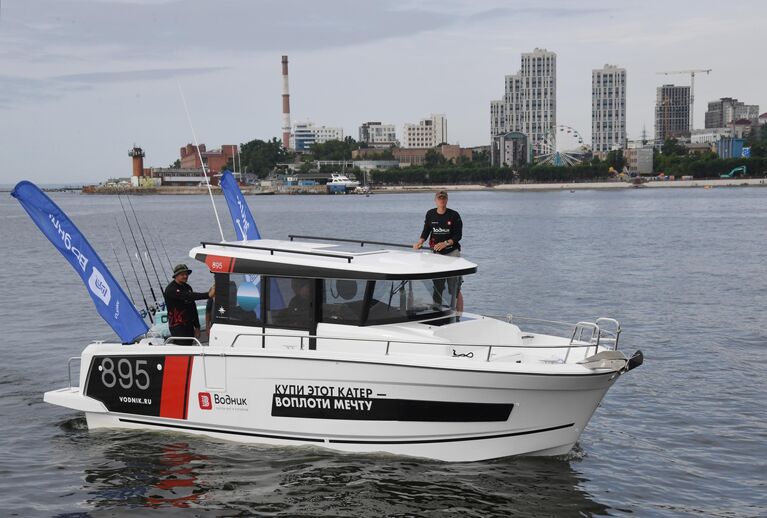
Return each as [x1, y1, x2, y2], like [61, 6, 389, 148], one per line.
[177, 82, 226, 241]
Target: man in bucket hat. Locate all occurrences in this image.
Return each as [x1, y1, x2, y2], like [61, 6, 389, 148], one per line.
[163, 263, 214, 344]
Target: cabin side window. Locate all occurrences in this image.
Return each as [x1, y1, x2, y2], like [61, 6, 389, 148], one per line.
[365, 277, 457, 325]
[321, 279, 368, 325]
[212, 273, 263, 327]
[266, 277, 316, 329]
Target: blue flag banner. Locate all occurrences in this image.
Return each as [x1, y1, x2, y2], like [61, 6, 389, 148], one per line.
[220, 171, 260, 240]
[11, 181, 149, 343]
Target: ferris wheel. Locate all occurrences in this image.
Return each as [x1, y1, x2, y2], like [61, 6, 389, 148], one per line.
[534, 125, 590, 166]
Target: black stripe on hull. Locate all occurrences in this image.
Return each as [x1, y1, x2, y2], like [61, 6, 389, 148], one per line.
[117, 418, 573, 445]
[329, 423, 574, 445]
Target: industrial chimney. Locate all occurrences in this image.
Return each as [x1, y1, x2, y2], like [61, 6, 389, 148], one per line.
[281, 55, 291, 150]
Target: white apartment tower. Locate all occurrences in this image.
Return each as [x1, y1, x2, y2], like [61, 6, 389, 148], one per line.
[592, 64, 627, 153]
[359, 122, 398, 147]
[403, 114, 447, 148]
[491, 48, 556, 157]
[291, 121, 344, 152]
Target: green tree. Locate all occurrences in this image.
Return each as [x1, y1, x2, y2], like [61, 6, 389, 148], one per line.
[240, 138, 287, 178]
[472, 148, 490, 165]
[661, 138, 686, 156]
[605, 149, 625, 170]
[169, 159, 181, 168]
[311, 139, 358, 160]
[424, 148, 447, 168]
[746, 123, 767, 157]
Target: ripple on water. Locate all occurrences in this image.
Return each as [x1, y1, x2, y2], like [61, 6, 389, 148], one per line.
[1, 190, 766, 516]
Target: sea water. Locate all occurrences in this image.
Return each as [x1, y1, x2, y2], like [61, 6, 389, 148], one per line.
[0, 188, 765, 516]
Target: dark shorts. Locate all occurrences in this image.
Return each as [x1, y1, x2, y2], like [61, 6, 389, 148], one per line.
[444, 249, 463, 290]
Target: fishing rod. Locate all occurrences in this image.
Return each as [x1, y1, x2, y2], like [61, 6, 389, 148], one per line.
[117, 194, 160, 313]
[125, 195, 165, 293]
[109, 240, 136, 306]
[114, 216, 154, 324]
[144, 226, 170, 284]
[147, 226, 173, 282]
[157, 232, 174, 277]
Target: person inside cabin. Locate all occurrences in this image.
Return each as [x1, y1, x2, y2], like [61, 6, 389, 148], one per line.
[164, 263, 214, 345]
[286, 278, 313, 323]
[413, 190, 464, 313]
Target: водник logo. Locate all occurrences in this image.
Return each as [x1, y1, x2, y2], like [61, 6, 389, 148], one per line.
[198, 392, 212, 410]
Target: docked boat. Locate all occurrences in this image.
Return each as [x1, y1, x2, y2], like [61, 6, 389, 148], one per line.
[44, 235, 642, 462]
[327, 173, 360, 190]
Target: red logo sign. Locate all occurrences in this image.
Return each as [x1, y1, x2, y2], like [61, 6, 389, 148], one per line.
[198, 392, 212, 410]
[205, 255, 235, 273]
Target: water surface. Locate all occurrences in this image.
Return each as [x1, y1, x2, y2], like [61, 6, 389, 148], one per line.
[1, 188, 765, 516]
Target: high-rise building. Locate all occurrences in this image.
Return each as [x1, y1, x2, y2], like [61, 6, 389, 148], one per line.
[591, 65, 626, 153]
[359, 122, 397, 147]
[491, 132, 528, 168]
[402, 114, 447, 148]
[655, 85, 690, 143]
[291, 122, 344, 152]
[705, 98, 760, 128]
[490, 48, 556, 157]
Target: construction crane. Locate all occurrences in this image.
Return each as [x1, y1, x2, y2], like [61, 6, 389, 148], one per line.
[656, 69, 712, 131]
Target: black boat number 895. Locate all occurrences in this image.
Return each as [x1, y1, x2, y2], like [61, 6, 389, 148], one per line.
[99, 358, 151, 390]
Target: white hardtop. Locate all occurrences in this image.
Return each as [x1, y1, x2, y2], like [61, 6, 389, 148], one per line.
[190, 238, 476, 279]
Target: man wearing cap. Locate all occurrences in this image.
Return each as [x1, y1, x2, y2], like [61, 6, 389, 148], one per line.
[164, 264, 214, 344]
[413, 190, 464, 312]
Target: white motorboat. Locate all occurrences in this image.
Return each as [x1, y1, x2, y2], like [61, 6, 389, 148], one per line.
[327, 173, 360, 189]
[44, 235, 642, 462]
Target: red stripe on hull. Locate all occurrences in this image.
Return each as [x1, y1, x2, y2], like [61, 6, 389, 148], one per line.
[160, 356, 192, 419]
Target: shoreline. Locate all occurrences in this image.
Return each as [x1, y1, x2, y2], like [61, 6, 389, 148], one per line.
[374, 177, 767, 193]
[75, 177, 767, 195]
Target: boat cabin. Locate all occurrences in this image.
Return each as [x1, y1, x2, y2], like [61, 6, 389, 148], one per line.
[191, 237, 477, 348]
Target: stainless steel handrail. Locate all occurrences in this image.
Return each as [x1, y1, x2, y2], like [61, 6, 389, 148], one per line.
[227, 330, 598, 363]
[164, 336, 204, 347]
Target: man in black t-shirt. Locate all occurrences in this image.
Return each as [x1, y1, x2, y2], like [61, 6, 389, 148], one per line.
[413, 190, 464, 312]
[164, 263, 213, 344]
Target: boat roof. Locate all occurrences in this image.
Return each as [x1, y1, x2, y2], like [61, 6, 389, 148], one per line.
[190, 237, 477, 280]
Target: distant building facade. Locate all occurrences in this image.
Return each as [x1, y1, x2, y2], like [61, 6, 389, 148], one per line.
[591, 64, 626, 153]
[655, 84, 690, 143]
[359, 122, 397, 147]
[717, 137, 746, 159]
[491, 48, 556, 158]
[491, 132, 528, 168]
[402, 114, 447, 148]
[705, 98, 760, 128]
[624, 141, 653, 175]
[292, 122, 344, 152]
[394, 144, 471, 167]
[179, 143, 237, 172]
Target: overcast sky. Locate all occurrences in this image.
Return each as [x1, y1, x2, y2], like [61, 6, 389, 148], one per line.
[1, 0, 765, 184]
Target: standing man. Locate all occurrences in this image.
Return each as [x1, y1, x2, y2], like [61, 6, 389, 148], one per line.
[164, 263, 214, 344]
[413, 190, 464, 312]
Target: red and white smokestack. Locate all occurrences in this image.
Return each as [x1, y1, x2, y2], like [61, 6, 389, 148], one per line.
[281, 55, 291, 150]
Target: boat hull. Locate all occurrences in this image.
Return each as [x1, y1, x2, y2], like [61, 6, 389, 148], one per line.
[49, 349, 620, 461]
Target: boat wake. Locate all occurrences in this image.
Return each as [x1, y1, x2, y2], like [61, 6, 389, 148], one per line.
[58, 416, 88, 432]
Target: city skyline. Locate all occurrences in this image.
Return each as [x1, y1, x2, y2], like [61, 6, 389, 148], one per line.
[1, 0, 766, 183]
